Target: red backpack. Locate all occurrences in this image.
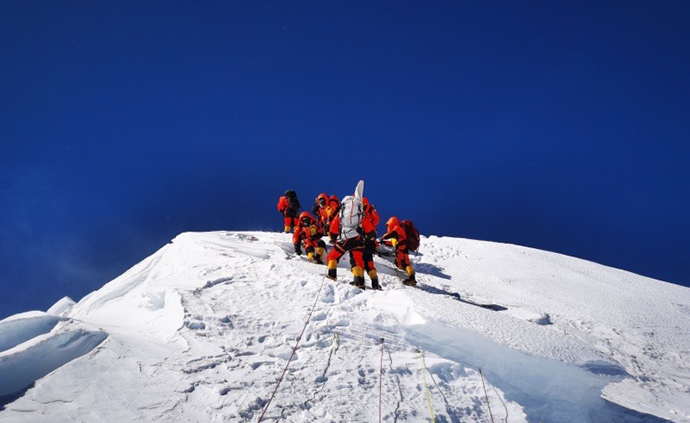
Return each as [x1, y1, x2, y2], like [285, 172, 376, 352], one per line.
[401, 220, 420, 252]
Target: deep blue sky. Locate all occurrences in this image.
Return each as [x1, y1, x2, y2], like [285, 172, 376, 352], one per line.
[1, 1, 688, 319]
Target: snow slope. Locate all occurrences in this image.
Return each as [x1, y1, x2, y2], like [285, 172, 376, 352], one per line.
[1, 231, 689, 422]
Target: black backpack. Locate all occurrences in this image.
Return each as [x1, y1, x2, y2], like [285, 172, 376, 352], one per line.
[285, 190, 300, 212]
[401, 220, 420, 252]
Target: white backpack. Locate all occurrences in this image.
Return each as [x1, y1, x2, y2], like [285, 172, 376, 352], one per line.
[339, 195, 363, 240]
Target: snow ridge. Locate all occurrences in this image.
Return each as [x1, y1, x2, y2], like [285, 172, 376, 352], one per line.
[0, 231, 688, 423]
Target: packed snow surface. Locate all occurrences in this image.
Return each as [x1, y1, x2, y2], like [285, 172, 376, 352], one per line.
[1, 231, 689, 422]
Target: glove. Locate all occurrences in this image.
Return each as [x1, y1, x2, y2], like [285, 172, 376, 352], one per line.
[294, 244, 302, 255]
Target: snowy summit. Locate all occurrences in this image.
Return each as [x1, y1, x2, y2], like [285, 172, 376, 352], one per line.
[1, 231, 689, 422]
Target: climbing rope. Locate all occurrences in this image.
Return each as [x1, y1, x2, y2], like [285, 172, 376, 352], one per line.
[256, 275, 328, 423]
[379, 338, 384, 423]
[427, 361, 457, 420]
[491, 383, 509, 423]
[418, 350, 436, 423]
[478, 368, 495, 423]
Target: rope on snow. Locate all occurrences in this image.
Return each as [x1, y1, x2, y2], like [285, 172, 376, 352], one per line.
[256, 274, 329, 423]
[478, 368, 495, 423]
[418, 349, 436, 423]
[427, 360, 460, 422]
[379, 338, 385, 423]
[491, 383, 509, 423]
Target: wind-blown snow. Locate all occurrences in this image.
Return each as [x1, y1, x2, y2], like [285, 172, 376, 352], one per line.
[46, 297, 76, 316]
[0, 312, 65, 353]
[0, 327, 107, 398]
[0, 231, 688, 422]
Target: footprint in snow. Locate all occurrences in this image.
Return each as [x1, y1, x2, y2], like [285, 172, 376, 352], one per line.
[218, 316, 234, 327]
[357, 369, 367, 385]
[277, 351, 297, 361]
[186, 321, 206, 330]
[203, 277, 233, 289]
[315, 339, 331, 348]
[252, 361, 274, 370]
[530, 313, 553, 326]
[321, 284, 335, 303]
[335, 319, 350, 327]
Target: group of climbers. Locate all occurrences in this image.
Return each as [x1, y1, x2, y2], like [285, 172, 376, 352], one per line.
[276, 187, 417, 289]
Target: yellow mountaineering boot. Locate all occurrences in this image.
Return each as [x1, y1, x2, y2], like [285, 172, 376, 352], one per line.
[350, 266, 365, 289]
[403, 266, 416, 286]
[315, 247, 326, 265]
[327, 260, 338, 281]
[369, 269, 381, 290]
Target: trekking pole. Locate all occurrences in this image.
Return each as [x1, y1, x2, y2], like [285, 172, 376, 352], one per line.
[394, 264, 403, 282]
[389, 255, 404, 284]
[381, 241, 404, 282]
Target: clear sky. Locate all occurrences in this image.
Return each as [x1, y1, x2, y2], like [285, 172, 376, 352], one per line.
[1, 1, 688, 319]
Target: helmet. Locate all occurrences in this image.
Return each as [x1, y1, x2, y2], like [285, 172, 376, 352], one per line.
[386, 216, 399, 228]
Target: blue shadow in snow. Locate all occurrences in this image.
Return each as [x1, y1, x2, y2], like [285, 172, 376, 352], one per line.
[377, 250, 451, 280]
[0, 383, 34, 411]
[415, 263, 452, 280]
[402, 321, 672, 423]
